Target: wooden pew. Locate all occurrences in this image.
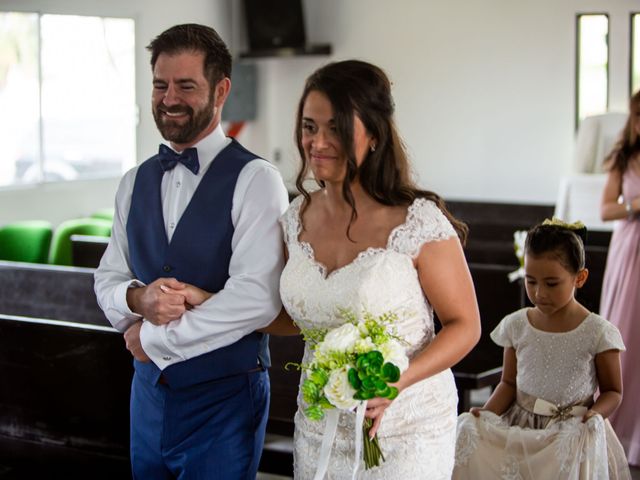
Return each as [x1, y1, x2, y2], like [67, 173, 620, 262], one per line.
[0, 261, 299, 477]
[0, 261, 132, 477]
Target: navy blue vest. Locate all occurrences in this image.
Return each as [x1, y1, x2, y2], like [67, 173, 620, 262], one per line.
[127, 139, 270, 388]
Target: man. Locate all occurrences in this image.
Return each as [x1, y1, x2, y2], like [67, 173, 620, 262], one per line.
[94, 24, 289, 479]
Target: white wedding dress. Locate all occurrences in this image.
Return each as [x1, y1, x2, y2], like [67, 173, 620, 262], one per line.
[280, 195, 460, 479]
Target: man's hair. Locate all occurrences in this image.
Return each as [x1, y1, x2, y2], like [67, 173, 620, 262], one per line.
[146, 23, 232, 87]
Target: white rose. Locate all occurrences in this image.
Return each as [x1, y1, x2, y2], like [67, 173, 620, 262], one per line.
[354, 336, 376, 354]
[317, 323, 361, 355]
[379, 339, 409, 373]
[323, 365, 360, 410]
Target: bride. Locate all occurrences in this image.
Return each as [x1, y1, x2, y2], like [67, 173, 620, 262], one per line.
[266, 60, 481, 479]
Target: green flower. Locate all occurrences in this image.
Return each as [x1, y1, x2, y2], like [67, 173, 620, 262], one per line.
[305, 404, 325, 421]
[308, 368, 329, 387]
[301, 379, 321, 404]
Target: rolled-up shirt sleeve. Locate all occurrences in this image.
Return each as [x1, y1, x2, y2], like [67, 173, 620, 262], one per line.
[94, 167, 144, 333]
[139, 160, 289, 369]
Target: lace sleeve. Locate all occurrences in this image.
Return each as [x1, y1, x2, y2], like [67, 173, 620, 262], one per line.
[279, 195, 304, 247]
[389, 197, 458, 258]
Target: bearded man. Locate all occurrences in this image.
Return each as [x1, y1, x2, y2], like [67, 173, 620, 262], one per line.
[94, 23, 288, 479]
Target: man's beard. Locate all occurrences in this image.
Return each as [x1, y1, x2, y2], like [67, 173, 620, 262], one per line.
[153, 93, 215, 145]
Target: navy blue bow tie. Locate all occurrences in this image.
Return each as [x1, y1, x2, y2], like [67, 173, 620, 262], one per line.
[158, 144, 200, 175]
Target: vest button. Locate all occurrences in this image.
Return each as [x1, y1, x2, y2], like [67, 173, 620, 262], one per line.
[162, 265, 171, 272]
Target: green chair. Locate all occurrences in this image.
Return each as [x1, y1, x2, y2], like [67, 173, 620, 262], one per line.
[0, 220, 53, 263]
[91, 207, 115, 222]
[48, 218, 112, 266]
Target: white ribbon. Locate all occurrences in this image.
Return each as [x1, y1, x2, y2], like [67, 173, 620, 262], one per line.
[313, 409, 340, 480]
[352, 403, 367, 479]
[532, 398, 588, 427]
[312, 402, 367, 480]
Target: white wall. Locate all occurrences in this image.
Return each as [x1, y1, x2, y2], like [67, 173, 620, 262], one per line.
[0, 0, 638, 225]
[239, 0, 639, 203]
[0, 0, 230, 225]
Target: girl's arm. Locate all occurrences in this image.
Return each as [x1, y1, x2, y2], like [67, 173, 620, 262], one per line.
[585, 349, 623, 421]
[601, 168, 639, 221]
[471, 347, 517, 416]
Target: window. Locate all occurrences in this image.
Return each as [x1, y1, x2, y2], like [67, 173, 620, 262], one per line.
[575, 14, 609, 127]
[0, 12, 135, 187]
[632, 13, 640, 95]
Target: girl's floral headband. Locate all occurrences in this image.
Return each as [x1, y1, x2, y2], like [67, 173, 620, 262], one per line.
[541, 217, 587, 243]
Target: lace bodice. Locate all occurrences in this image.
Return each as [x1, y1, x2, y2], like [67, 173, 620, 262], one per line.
[280, 195, 456, 355]
[491, 309, 626, 406]
[279, 195, 460, 479]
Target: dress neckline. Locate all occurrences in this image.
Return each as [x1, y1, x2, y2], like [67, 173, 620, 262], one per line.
[292, 196, 422, 280]
[524, 308, 593, 335]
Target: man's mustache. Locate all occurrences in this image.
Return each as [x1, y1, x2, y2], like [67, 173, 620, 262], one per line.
[157, 105, 193, 115]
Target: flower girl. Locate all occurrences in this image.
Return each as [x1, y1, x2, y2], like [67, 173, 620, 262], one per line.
[453, 220, 630, 479]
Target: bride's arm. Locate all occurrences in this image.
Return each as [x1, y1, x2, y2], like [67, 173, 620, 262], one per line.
[366, 236, 481, 436]
[399, 236, 481, 390]
[258, 307, 300, 335]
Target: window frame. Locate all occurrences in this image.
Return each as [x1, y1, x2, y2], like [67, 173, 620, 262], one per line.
[0, 10, 136, 188]
[575, 12, 610, 130]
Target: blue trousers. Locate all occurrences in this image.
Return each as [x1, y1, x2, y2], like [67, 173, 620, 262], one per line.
[130, 369, 269, 480]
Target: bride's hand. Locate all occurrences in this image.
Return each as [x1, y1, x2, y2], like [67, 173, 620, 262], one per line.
[365, 396, 394, 438]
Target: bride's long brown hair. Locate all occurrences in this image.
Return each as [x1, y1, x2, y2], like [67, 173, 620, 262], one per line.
[294, 60, 467, 243]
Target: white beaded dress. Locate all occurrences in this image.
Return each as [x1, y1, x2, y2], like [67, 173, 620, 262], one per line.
[279, 195, 459, 479]
[453, 308, 630, 480]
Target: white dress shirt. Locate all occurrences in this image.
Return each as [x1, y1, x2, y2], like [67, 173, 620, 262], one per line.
[94, 125, 289, 370]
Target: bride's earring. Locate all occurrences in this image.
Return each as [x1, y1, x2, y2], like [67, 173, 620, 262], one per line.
[370, 144, 376, 152]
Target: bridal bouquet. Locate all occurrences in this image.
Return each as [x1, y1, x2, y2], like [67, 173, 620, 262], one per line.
[292, 308, 409, 470]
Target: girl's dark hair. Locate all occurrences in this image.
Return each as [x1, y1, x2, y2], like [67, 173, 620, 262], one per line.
[604, 89, 640, 173]
[146, 23, 232, 89]
[524, 224, 585, 273]
[294, 60, 467, 244]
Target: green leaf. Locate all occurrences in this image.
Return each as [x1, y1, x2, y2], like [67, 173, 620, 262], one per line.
[348, 368, 361, 389]
[356, 355, 369, 370]
[374, 379, 387, 391]
[367, 351, 383, 365]
[361, 377, 376, 391]
[375, 386, 391, 398]
[381, 363, 400, 382]
[360, 390, 375, 400]
[387, 386, 399, 400]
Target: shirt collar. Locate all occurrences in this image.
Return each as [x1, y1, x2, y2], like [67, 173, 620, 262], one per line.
[161, 124, 231, 176]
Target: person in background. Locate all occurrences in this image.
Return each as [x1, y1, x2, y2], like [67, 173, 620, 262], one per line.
[454, 221, 629, 479]
[94, 23, 289, 479]
[600, 88, 640, 468]
[265, 59, 481, 479]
